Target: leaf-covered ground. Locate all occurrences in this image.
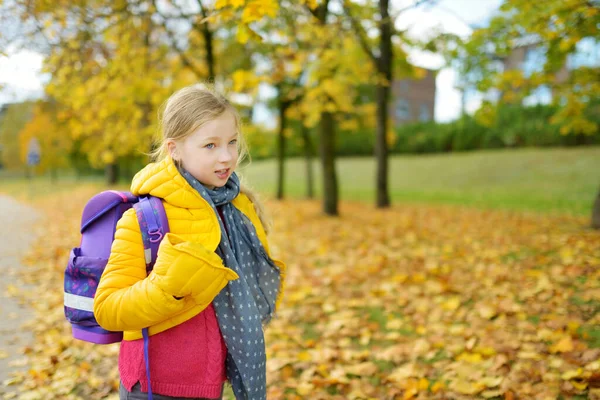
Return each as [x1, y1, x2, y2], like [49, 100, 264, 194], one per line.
[2, 187, 599, 399]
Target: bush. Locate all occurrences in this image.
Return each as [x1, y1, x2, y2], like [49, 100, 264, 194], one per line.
[243, 103, 600, 160]
[392, 103, 599, 154]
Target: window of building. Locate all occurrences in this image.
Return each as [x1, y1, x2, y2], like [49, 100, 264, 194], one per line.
[395, 99, 410, 120]
[522, 46, 546, 77]
[419, 103, 430, 121]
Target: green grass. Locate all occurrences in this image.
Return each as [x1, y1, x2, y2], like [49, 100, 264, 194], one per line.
[1, 146, 599, 216]
[238, 146, 600, 216]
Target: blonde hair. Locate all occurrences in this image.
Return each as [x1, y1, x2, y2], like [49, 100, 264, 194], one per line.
[152, 84, 272, 234]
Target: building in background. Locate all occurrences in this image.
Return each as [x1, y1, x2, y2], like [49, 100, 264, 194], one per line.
[498, 37, 600, 105]
[390, 69, 437, 126]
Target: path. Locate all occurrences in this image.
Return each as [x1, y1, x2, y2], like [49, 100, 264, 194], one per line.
[0, 195, 40, 395]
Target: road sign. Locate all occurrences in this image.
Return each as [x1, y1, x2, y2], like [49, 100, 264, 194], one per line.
[27, 138, 41, 166]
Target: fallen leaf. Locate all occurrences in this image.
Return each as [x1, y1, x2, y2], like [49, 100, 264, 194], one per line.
[562, 368, 583, 380]
[387, 363, 419, 383]
[456, 352, 483, 364]
[450, 379, 484, 395]
[550, 336, 574, 354]
[441, 297, 461, 311]
[482, 389, 504, 398]
[476, 303, 497, 320]
[345, 362, 378, 376]
[479, 376, 503, 387]
[296, 382, 314, 395]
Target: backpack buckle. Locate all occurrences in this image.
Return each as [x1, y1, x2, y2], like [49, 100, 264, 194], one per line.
[148, 229, 163, 243]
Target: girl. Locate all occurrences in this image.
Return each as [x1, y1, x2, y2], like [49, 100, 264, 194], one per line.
[94, 85, 286, 400]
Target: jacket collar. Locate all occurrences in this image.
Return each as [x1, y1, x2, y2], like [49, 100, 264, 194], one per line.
[130, 156, 209, 209]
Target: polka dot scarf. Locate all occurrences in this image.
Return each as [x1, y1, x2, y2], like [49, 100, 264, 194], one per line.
[180, 168, 281, 400]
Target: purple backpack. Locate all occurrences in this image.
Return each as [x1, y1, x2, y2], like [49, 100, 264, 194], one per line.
[63, 190, 169, 344]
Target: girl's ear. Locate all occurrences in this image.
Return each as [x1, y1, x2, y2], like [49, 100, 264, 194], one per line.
[166, 139, 178, 161]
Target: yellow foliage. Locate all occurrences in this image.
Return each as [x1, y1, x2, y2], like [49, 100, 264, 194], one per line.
[236, 25, 251, 44]
[18, 103, 71, 173]
[232, 69, 260, 93]
[298, 0, 319, 9]
[474, 102, 497, 127]
[387, 125, 397, 147]
[241, 0, 278, 23]
[414, 67, 427, 80]
[215, 0, 232, 9]
[339, 119, 359, 131]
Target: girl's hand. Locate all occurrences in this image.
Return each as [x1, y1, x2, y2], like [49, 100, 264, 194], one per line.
[149, 233, 238, 299]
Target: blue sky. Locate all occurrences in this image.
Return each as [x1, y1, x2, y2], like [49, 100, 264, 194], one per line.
[0, 0, 503, 123]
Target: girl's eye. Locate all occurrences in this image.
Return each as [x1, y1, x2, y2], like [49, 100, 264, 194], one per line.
[205, 143, 215, 149]
[229, 139, 238, 145]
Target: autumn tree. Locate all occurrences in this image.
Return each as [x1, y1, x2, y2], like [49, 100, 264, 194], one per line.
[304, 1, 340, 215]
[0, 102, 35, 171]
[2, 0, 279, 183]
[451, 0, 600, 228]
[240, 1, 321, 201]
[286, 107, 317, 199]
[343, 0, 435, 208]
[238, 6, 306, 201]
[282, 0, 376, 216]
[231, 0, 373, 213]
[18, 101, 72, 180]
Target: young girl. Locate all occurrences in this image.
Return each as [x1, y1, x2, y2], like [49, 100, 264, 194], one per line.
[94, 85, 286, 400]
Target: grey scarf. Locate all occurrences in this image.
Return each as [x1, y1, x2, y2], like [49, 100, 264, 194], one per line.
[180, 168, 281, 400]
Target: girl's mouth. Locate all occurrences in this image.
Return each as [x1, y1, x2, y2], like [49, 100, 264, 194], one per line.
[215, 168, 230, 179]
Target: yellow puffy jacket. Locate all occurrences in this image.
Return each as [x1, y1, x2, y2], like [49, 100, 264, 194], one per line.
[93, 157, 285, 341]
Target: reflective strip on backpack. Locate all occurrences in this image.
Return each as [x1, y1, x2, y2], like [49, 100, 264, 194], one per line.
[64, 292, 94, 312]
[145, 248, 152, 266]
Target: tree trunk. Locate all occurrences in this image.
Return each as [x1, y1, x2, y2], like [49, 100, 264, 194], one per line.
[142, 16, 153, 159]
[375, 0, 392, 208]
[105, 163, 119, 185]
[375, 84, 390, 208]
[320, 112, 338, 215]
[301, 124, 314, 199]
[311, 0, 338, 215]
[276, 99, 287, 200]
[592, 185, 600, 229]
[202, 24, 215, 82]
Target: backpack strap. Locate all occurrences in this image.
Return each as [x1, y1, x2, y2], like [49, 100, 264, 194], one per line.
[134, 196, 169, 273]
[133, 196, 169, 400]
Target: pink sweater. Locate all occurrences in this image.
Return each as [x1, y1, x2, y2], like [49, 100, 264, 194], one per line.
[119, 303, 227, 398]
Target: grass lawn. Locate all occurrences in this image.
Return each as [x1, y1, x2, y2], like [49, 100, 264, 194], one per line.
[2, 146, 599, 216]
[238, 145, 600, 216]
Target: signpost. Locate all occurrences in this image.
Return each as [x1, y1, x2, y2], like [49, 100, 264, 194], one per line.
[26, 137, 41, 180]
[27, 138, 41, 167]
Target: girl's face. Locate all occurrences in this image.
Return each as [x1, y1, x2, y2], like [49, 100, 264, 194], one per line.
[168, 111, 238, 190]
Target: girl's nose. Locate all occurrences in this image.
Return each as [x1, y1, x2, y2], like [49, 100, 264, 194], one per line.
[218, 147, 233, 162]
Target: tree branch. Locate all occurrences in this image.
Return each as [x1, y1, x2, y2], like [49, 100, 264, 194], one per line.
[196, 0, 208, 19]
[306, 0, 330, 23]
[342, 0, 378, 67]
[391, 0, 438, 23]
[151, 0, 205, 78]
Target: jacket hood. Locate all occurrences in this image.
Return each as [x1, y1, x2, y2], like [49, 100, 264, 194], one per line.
[131, 156, 207, 209]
